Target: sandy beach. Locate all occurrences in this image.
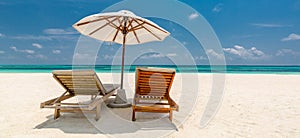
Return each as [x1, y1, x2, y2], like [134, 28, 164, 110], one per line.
[0, 73, 299, 137]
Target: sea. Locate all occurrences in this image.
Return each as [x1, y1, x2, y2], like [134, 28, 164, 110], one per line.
[0, 65, 300, 74]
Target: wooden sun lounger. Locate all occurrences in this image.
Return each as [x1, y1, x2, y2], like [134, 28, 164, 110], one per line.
[40, 70, 119, 121]
[132, 67, 179, 122]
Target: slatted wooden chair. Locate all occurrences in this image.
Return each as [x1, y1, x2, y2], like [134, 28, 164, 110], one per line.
[132, 67, 179, 122]
[40, 70, 119, 121]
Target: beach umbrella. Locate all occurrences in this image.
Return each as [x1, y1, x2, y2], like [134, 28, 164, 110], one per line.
[73, 10, 170, 108]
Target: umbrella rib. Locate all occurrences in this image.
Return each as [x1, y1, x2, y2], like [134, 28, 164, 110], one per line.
[130, 19, 162, 40]
[105, 17, 120, 29]
[112, 17, 124, 42]
[127, 17, 134, 31]
[132, 26, 143, 31]
[130, 19, 148, 32]
[76, 16, 114, 26]
[141, 25, 162, 40]
[89, 17, 119, 35]
[127, 20, 145, 32]
[128, 18, 140, 43]
[135, 18, 169, 34]
[116, 16, 124, 30]
[112, 28, 120, 42]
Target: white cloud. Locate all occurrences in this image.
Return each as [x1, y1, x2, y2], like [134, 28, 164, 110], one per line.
[223, 45, 267, 60]
[103, 54, 114, 60]
[10, 46, 35, 54]
[0, 33, 4, 37]
[27, 54, 47, 59]
[43, 28, 78, 35]
[11, 35, 53, 40]
[250, 23, 291, 28]
[171, 28, 176, 33]
[281, 33, 300, 41]
[11, 35, 77, 41]
[166, 53, 177, 57]
[206, 49, 225, 60]
[36, 54, 47, 59]
[103, 42, 115, 46]
[140, 53, 165, 59]
[276, 49, 300, 56]
[212, 3, 223, 12]
[10, 46, 17, 51]
[52, 50, 61, 54]
[188, 13, 199, 20]
[22, 50, 35, 54]
[7, 28, 77, 41]
[195, 56, 207, 60]
[236, 34, 262, 38]
[74, 53, 98, 59]
[0, 51, 5, 54]
[32, 43, 43, 49]
[182, 41, 188, 45]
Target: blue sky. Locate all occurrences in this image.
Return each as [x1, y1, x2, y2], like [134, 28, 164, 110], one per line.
[0, 0, 300, 65]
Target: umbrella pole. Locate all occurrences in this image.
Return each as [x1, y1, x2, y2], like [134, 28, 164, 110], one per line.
[107, 35, 131, 108]
[107, 17, 131, 108]
[120, 34, 126, 89]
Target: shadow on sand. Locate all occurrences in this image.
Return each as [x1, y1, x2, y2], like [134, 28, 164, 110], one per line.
[35, 98, 177, 137]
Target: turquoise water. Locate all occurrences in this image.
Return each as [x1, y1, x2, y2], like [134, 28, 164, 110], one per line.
[0, 65, 300, 74]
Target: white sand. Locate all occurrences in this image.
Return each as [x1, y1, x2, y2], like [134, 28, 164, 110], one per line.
[0, 73, 299, 137]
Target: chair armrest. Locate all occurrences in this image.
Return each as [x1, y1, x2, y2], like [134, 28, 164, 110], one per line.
[169, 98, 179, 111]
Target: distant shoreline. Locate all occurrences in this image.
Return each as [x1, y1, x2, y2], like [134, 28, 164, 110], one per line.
[0, 65, 300, 74]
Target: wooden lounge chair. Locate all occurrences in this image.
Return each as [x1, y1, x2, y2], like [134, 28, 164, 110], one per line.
[40, 70, 119, 121]
[132, 67, 179, 122]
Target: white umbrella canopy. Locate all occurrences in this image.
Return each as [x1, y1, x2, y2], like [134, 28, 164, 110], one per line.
[73, 10, 170, 108]
[73, 10, 170, 45]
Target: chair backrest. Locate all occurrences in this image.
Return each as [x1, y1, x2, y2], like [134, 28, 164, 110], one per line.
[135, 67, 176, 100]
[52, 70, 107, 95]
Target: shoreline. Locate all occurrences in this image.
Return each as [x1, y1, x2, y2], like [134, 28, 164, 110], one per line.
[1, 72, 300, 75]
[1, 65, 300, 75]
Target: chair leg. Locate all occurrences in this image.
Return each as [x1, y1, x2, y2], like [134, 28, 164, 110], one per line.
[54, 108, 60, 119]
[132, 109, 136, 121]
[54, 102, 61, 119]
[169, 110, 173, 122]
[95, 103, 101, 121]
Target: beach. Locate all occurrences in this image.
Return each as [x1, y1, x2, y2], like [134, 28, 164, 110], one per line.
[0, 73, 299, 137]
